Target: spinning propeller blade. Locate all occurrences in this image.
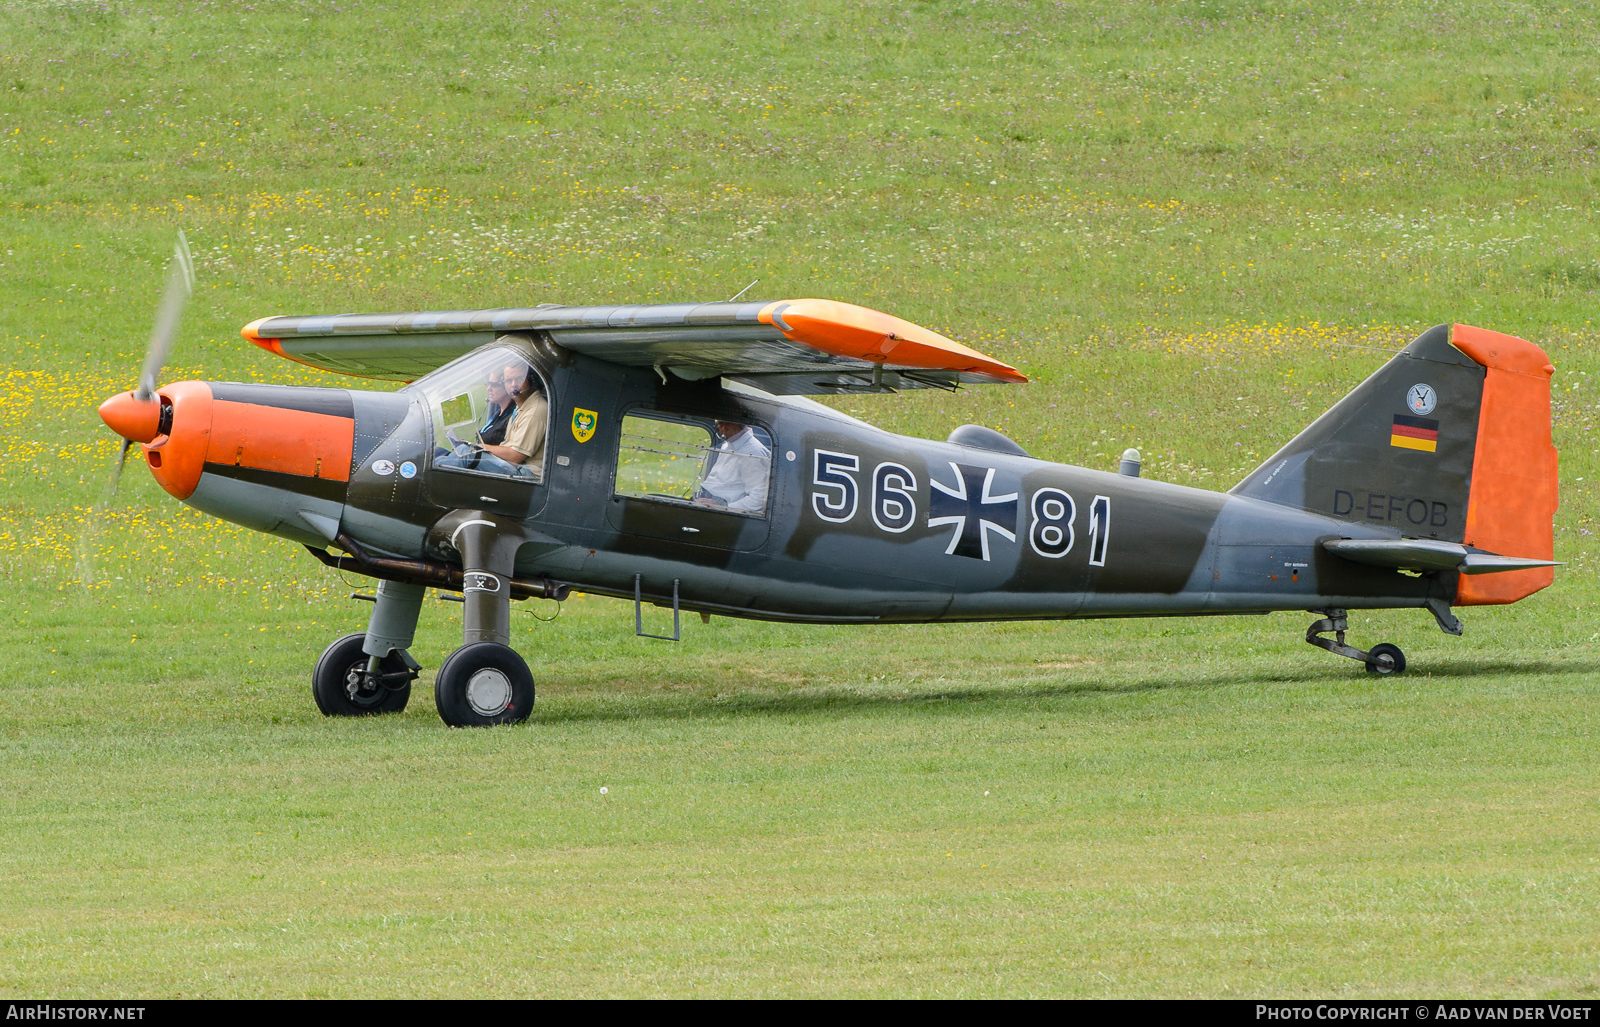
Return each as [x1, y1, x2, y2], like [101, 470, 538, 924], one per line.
[106, 438, 134, 500]
[84, 232, 194, 585]
[101, 231, 194, 491]
[136, 230, 194, 401]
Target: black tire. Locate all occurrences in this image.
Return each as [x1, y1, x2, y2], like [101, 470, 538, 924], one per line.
[1365, 642, 1407, 675]
[312, 632, 414, 716]
[434, 642, 534, 727]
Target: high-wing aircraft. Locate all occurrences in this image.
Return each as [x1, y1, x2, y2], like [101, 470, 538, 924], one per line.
[98, 270, 1561, 726]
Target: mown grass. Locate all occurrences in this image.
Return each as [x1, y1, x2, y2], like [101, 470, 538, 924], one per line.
[0, 0, 1597, 998]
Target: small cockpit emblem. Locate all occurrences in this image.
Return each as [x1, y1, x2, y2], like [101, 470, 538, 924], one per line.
[371, 459, 395, 476]
[1406, 383, 1437, 416]
[572, 407, 599, 443]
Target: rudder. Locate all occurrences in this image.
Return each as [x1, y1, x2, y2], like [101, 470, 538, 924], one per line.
[1450, 325, 1558, 604]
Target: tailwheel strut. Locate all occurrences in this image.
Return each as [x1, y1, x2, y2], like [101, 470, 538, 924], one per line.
[1305, 609, 1406, 675]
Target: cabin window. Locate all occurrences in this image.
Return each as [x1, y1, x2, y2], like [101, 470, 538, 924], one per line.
[615, 412, 772, 516]
[411, 345, 549, 483]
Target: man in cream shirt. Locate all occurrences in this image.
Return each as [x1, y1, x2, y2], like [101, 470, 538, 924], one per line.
[475, 360, 547, 481]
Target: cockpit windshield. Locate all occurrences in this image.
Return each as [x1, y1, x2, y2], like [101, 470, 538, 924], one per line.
[407, 345, 549, 482]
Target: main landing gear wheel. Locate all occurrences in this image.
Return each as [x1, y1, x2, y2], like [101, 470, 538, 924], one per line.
[434, 642, 534, 728]
[312, 632, 416, 716]
[1365, 643, 1407, 675]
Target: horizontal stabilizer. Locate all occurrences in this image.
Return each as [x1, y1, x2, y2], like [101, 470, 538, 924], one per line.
[1323, 538, 1561, 575]
[1459, 554, 1564, 575]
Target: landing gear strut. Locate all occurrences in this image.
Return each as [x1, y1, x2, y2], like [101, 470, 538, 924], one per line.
[1305, 609, 1406, 675]
[314, 514, 543, 726]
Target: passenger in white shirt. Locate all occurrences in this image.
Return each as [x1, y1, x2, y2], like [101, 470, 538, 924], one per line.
[693, 421, 770, 514]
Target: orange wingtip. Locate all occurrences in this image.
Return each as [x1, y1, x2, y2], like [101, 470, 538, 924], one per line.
[242, 318, 287, 358]
[242, 318, 319, 368]
[241, 317, 277, 343]
[757, 299, 1027, 383]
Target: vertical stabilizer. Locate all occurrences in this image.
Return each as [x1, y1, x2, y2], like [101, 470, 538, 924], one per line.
[1231, 323, 1557, 605]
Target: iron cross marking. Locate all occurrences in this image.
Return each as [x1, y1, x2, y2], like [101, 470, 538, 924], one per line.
[928, 462, 1019, 561]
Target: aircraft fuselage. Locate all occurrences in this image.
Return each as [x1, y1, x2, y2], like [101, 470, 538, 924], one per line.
[160, 344, 1441, 624]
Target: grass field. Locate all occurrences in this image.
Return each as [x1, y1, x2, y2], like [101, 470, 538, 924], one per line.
[1, 0, 1598, 998]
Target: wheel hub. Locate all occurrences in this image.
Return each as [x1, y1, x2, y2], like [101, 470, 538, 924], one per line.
[465, 667, 513, 716]
[344, 662, 384, 706]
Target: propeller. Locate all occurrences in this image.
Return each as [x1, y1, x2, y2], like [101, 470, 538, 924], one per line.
[138, 230, 195, 402]
[81, 233, 194, 587]
[101, 231, 194, 496]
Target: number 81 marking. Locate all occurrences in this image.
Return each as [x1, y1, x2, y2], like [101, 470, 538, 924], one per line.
[1028, 489, 1110, 566]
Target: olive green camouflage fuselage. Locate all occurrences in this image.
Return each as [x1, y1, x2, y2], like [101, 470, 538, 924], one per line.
[184, 341, 1447, 625]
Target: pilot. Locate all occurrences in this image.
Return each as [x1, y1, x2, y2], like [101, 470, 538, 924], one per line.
[477, 371, 515, 447]
[693, 420, 770, 513]
[475, 359, 547, 480]
[439, 371, 516, 469]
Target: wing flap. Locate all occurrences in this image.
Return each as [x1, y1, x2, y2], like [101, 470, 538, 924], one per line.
[242, 299, 1026, 391]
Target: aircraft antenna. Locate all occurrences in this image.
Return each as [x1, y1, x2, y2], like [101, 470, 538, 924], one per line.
[727, 279, 759, 303]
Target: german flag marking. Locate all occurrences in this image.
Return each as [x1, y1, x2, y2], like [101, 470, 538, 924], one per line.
[1391, 414, 1439, 452]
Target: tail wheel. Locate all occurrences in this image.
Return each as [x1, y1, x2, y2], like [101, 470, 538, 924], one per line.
[434, 642, 535, 727]
[312, 632, 414, 716]
[1366, 642, 1407, 675]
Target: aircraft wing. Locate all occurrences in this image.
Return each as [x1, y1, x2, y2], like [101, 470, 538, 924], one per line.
[1322, 538, 1561, 575]
[241, 299, 1027, 394]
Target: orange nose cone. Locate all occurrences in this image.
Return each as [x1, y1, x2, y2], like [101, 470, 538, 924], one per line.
[99, 391, 162, 443]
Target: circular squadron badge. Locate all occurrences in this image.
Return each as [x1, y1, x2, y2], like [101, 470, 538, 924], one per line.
[1406, 383, 1437, 416]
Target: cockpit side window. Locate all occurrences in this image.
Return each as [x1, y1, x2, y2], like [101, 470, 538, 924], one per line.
[410, 345, 549, 483]
[615, 411, 772, 517]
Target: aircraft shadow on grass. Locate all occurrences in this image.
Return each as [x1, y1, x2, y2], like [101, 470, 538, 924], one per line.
[527, 657, 1599, 725]
[1394, 658, 1598, 681]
